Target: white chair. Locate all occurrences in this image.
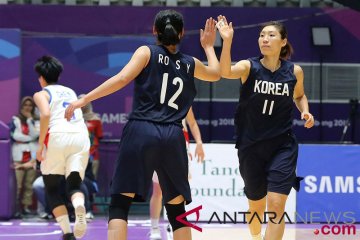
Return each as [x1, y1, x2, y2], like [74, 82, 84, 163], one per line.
[31, 0, 44, 4]
[266, 0, 277, 7]
[64, 0, 76, 4]
[224, 0, 244, 7]
[299, 0, 310, 7]
[98, 0, 110, 5]
[210, 0, 221, 6]
[200, 0, 211, 6]
[290, 0, 300, 6]
[191, 0, 209, 6]
[166, 0, 178, 6]
[124, 0, 143, 6]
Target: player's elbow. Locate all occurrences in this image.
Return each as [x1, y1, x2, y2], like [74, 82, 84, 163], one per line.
[208, 70, 221, 81]
[210, 74, 221, 81]
[220, 69, 232, 79]
[41, 112, 50, 119]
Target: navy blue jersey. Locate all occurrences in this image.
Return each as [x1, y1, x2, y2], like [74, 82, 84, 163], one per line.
[235, 57, 297, 149]
[129, 45, 196, 126]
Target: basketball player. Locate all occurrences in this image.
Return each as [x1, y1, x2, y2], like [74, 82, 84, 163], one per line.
[149, 107, 204, 240]
[65, 10, 220, 240]
[217, 16, 315, 240]
[33, 56, 90, 240]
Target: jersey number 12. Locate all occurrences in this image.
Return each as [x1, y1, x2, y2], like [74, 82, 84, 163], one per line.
[160, 73, 183, 110]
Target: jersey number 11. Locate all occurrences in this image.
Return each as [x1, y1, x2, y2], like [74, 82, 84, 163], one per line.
[262, 99, 274, 115]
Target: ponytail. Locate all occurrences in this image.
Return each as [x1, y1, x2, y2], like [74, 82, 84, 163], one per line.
[280, 41, 293, 60]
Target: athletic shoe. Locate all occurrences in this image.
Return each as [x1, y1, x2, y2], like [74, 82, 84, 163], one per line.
[86, 212, 94, 220]
[62, 233, 76, 240]
[149, 227, 162, 240]
[73, 205, 87, 238]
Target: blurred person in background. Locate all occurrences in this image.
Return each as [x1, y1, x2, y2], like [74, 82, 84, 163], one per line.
[78, 94, 103, 179]
[10, 96, 39, 217]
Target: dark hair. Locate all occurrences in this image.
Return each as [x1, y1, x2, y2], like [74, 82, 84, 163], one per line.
[154, 10, 184, 46]
[34, 55, 63, 84]
[18, 96, 36, 123]
[260, 21, 294, 60]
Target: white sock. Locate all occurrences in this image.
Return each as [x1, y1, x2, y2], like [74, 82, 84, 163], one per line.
[72, 197, 85, 209]
[56, 215, 72, 234]
[151, 218, 159, 229]
[251, 232, 263, 240]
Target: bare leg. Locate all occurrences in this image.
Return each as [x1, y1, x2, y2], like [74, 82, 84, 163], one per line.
[53, 205, 72, 234]
[149, 182, 163, 239]
[107, 193, 135, 240]
[247, 196, 266, 238]
[150, 182, 163, 224]
[53, 205, 69, 218]
[264, 192, 288, 240]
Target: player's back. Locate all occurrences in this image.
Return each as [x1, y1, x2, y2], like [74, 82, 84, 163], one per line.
[129, 45, 196, 126]
[44, 85, 87, 133]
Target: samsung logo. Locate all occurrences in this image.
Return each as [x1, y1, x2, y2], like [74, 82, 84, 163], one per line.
[304, 176, 360, 193]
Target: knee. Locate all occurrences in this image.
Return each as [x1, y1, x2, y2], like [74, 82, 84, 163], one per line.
[267, 197, 286, 213]
[108, 194, 133, 222]
[66, 172, 82, 197]
[43, 175, 64, 210]
[164, 201, 187, 232]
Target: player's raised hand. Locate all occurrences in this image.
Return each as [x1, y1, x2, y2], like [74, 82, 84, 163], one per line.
[64, 98, 86, 121]
[217, 15, 233, 43]
[200, 17, 217, 49]
[302, 112, 314, 128]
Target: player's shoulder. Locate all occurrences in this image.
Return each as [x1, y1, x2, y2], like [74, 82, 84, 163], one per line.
[135, 45, 152, 55]
[293, 64, 303, 77]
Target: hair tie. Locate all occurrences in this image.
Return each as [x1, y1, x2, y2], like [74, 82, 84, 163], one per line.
[165, 18, 171, 25]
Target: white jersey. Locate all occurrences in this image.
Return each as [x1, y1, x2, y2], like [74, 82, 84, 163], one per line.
[44, 85, 87, 133]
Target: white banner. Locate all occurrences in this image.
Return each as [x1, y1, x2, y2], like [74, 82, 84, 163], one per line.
[185, 143, 296, 222]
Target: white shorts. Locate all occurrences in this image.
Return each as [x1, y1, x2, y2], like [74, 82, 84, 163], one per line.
[41, 132, 90, 179]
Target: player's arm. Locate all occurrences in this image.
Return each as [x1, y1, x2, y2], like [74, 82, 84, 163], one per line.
[222, 60, 251, 83]
[65, 46, 150, 120]
[33, 90, 50, 161]
[185, 107, 205, 162]
[293, 64, 314, 129]
[194, 17, 220, 82]
[217, 15, 250, 82]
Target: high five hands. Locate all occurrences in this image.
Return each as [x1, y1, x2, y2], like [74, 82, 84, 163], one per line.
[200, 17, 217, 49]
[216, 15, 234, 43]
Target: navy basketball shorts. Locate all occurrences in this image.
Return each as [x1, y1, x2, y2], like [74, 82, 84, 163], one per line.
[110, 120, 192, 204]
[237, 132, 299, 201]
